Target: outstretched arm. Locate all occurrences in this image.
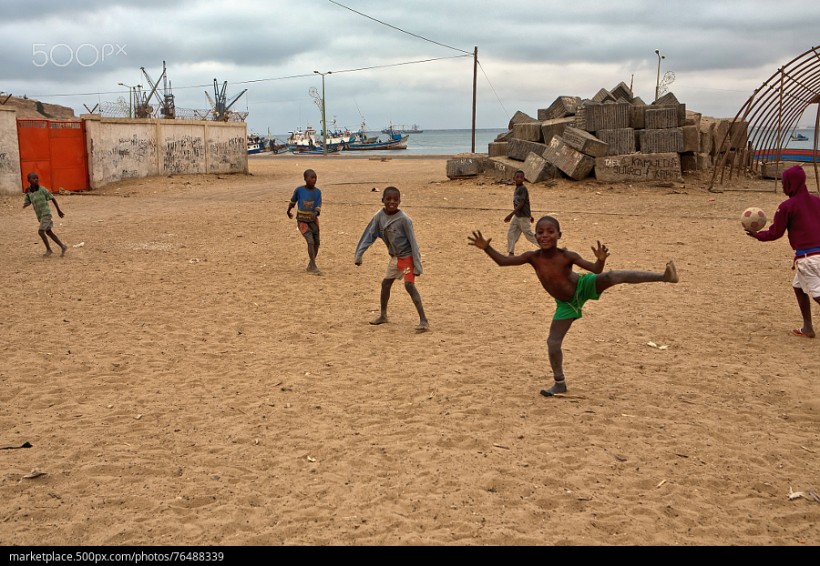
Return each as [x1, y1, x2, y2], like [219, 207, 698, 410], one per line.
[571, 240, 608, 273]
[51, 198, 64, 218]
[468, 230, 531, 266]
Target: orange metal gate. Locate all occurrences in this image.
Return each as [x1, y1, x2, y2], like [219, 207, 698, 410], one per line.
[17, 119, 89, 192]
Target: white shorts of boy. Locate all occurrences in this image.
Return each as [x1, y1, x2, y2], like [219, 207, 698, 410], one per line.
[793, 255, 820, 298]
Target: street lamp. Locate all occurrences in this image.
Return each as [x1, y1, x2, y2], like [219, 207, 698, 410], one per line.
[313, 71, 332, 156]
[654, 49, 665, 102]
[118, 82, 135, 118]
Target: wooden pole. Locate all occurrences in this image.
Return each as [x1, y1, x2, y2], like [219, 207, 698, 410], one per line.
[471, 46, 477, 154]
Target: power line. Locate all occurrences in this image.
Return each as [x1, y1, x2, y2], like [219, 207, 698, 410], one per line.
[477, 60, 510, 122]
[328, 0, 471, 55]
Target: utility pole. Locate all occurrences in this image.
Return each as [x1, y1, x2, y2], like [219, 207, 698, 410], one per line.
[654, 49, 665, 102]
[314, 71, 332, 156]
[472, 46, 478, 153]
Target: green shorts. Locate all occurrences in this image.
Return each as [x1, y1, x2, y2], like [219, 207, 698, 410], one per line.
[553, 273, 601, 320]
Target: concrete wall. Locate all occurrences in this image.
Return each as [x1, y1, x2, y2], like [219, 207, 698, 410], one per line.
[84, 116, 247, 188]
[0, 110, 247, 194]
[0, 107, 22, 196]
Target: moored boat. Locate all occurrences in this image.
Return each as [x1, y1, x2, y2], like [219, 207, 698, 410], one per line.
[381, 122, 423, 134]
[346, 133, 409, 151]
[791, 133, 809, 141]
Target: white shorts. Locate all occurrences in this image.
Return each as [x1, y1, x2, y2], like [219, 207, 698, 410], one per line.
[793, 255, 820, 298]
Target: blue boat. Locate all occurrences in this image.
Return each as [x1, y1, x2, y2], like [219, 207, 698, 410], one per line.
[345, 133, 409, 151]
[289, 144, 341, 155]
[791, 133, 809, 141]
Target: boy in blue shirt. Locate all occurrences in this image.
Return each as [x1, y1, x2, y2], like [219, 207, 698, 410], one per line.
[287, 169, 322, 274]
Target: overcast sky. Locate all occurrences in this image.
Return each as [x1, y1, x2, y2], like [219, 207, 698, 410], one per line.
[1, 0, 817, 134]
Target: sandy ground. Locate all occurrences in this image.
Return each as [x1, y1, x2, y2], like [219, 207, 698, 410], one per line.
[1, 154, 818, 546]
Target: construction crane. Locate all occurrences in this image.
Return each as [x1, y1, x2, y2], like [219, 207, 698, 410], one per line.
[207, 79, 247, 122]
[140, 60, 175, 119]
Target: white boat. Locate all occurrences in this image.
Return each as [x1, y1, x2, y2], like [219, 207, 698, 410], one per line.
[287, 122, 356, 151]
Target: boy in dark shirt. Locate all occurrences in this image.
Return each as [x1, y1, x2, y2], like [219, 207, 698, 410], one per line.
[287, 169, 322, 274]
[504, 170, 538, 255]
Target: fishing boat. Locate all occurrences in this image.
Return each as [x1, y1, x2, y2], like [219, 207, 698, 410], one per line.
[287, 120, 356, 151]
[381, 122, 423, 134]
[247, 142, 262, 155]
[791, 133, 809, 141]
[346, 132, 410, 151]
[754, 148, 819, 162]
[289, 144, 342, 155]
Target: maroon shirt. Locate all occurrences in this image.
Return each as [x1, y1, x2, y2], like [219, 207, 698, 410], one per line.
[753, 165, 820, 253]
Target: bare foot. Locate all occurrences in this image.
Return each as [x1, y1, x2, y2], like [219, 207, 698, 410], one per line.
[369, 316, 388, 325]
[43, 249, 53, 257]
[415, 320, 429, 333]
[540, 380, 567, 397]
[664, 261, 679, 283]
[60, 245, 68, 257]
[306, 263, 319, 274]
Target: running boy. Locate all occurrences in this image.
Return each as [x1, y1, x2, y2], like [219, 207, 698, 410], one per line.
[23, 172, 68, 257]
[354, 186, 429, 332]
[468, 216, 678, 397]
[746, 165, 820, 338]
[505, 169, 538, 255]
[287, 169, 322, 274]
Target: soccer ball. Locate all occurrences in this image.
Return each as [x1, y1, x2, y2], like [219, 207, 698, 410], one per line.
[741, 207, 767, 232]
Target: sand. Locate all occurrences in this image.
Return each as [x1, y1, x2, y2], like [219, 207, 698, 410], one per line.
[1, 154, 818, 546]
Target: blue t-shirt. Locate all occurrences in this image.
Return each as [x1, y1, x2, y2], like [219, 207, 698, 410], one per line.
[289, 186, 322, 222]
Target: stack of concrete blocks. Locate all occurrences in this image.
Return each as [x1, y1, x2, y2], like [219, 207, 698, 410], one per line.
[486, 81, 747, 183]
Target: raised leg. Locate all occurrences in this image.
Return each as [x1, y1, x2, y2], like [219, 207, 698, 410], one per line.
[595, 261, 678, 294]
[46, 230, 67, 257]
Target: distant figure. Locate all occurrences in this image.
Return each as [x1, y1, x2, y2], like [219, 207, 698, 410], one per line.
[286, 169, 322, 274]
[746, 165, 820, 338]
[22, 172, 67, 257]
[505, 170, 538, 255]
[354, 186, 429, 332]
[468, 216, 678, 397]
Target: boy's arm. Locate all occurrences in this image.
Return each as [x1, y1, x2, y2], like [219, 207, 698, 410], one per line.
[403, 216, 423, 275]
[750, 203, 787, 242]
[314, 189, 322, 217]
[468, 230, 532, 266]
[51, 197, 65, 218]
[354, 216, 379, 265]
[571, 241, 609, 273]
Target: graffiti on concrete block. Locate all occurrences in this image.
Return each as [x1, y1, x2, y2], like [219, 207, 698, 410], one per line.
[163, 135, 205, 174]
[595, 153, 681, 182]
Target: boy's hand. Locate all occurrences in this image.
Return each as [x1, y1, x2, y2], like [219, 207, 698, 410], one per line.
[58, 210, 65, 218]
[530, 216, 534, 223]
[591, 240, 610, 261]
[468, 230, 491, 250]
[745, 230, 758, 238]
[287, 210, 293, 219]
[503, 213, 512, 223]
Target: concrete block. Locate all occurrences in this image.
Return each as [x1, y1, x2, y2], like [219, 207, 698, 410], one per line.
[576, 102, 631, 132]
[591, 88, 615, 103]
[522, 151, 559, 183]
[540, 117, 575, 144]
[762, 161, 806, 179]
[594, 153, 682, 183]
[702, 123, 715, 155]
[610, 81, 633, 102]
[685, 110, 702, 128]
[542, 135, 595, 180]
[512, 122, 544, 142]
[508, 110, 537, 130]
[488, 141, 508, 157]
[507, 138, 548, 162]
[495, 130, 513, 142]
[488, 156, 525, 181]
[638, 128, 684, 153]
[446, 157, 481, 179]
[682, 125, 700, 152]
[631, 104, 646, 130]
[680, 152, 698, 172]
[646, 107, 679, 129]
[597, 128, 636, 156]
[538, 96, 582, 120]
[561, 126, 609, 157]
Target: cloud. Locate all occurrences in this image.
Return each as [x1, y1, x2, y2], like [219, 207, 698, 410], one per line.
[1, 0, 817, 131]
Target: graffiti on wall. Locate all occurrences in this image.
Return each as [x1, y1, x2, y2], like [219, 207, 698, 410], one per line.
[0, 152, 16, 173]
[207, 136, 245, 172]
[163, 135, 205, 174]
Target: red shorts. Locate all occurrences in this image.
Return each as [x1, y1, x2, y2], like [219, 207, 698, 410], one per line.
[386, 255, 415, 283]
